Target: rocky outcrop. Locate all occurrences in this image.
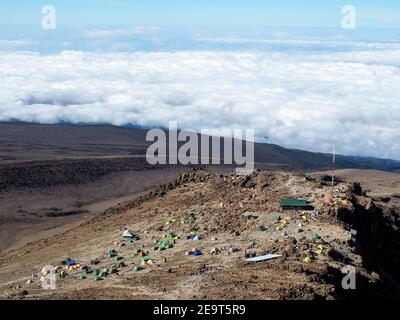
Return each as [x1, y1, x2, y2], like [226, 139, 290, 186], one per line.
[335, 183, 400, 294]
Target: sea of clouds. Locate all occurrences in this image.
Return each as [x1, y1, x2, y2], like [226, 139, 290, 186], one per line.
[1, 43, 400, 159]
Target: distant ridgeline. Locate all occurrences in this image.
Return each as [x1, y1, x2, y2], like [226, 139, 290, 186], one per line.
[253, 143, 400, 173]
[1, 122, 400, 173]
[334, 156, 400, 173]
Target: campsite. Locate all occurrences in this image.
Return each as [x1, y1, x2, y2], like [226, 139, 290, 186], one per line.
[1, 168, 399, 300]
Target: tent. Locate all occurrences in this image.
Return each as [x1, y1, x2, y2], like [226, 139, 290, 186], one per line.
[66, 259, 77, 267]
[165, 232, 177, 239]
[139, 256, 151, 263]
[122, 229, 137, 239]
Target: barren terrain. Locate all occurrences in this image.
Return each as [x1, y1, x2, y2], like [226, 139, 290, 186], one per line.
[1, 170, 399, 300]
[2, 123, 400, 252]
[1, 123, 400, 300]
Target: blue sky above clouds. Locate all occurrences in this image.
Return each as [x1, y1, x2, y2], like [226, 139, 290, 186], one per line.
[1, 0, 400, 28]
[1, 0, 400, 52]
[1, 1, 400, 160]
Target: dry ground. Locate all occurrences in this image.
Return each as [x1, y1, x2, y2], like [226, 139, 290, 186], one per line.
[1, 169, 393, 300]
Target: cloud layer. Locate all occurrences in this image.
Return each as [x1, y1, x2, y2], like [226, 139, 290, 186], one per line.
[1, 45, 400, 159]
[83, 26, 160, 39]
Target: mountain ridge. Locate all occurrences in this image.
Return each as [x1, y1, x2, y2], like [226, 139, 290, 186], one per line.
[1, 121, 399, 172]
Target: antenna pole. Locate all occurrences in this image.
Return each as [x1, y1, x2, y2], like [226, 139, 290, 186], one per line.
[332, 144, 336, 188]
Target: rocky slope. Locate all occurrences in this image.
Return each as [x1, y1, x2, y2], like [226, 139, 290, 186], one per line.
[0, 169, 398, 300]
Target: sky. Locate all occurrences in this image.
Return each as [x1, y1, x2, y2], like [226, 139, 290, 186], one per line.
[1, 0, 400, 28]
[0, 1, 400, 160]
[1, 1, 400, 52]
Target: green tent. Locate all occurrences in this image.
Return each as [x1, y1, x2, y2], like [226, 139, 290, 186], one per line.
[109, 268, 118, 275]
[108, 249, 117, 258]
[272, 212, 281, 221]
[139, 256, 151, 263]
[158, 240, 173, 250]
[165, 232, 177, 239]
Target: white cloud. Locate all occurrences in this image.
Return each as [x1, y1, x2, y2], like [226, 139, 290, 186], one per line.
[1, 46, 400, 159]
[0, 39, 39, 49]
[83, 26, 160, 39]
[195, 37, 400, 50]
